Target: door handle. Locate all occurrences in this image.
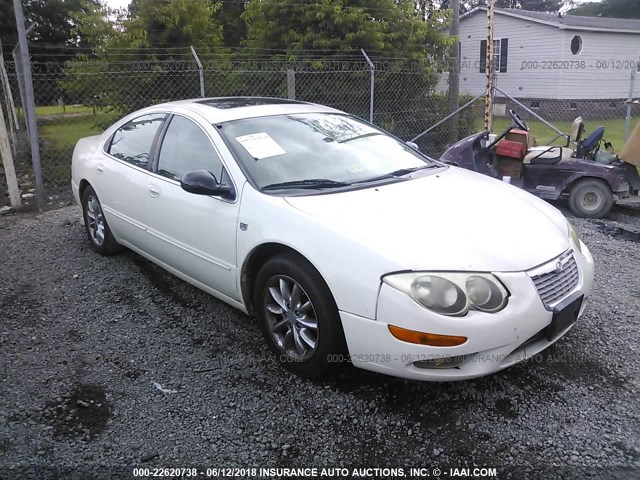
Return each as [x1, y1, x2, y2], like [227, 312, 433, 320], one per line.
[96, 163, 104, 175]
[148, 184, 161, 198]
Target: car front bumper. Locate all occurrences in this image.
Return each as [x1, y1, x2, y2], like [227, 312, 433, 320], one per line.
[340, 244, 594, 381]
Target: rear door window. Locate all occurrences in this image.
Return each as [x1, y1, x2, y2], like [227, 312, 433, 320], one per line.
[108, 114, 166, 169]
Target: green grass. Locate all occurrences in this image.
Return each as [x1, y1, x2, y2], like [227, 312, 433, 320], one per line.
[36, 111, 120, 185]
[38, 112, 115, 151]
[35, 104, 95, 116]
[488, 117, 631, 151]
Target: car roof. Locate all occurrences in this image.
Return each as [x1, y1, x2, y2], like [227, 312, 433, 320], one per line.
[152, 96, 344, 123]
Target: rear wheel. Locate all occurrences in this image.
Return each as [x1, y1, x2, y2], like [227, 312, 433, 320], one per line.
[568, 178, 614, 218]
[81, 185, 121, 255]
[254, 252, 346, 378]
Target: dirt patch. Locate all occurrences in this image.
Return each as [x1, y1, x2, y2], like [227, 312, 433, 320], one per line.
[43, 384, 111, 439]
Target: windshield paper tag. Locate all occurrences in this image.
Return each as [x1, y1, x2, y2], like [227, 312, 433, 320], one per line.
[235, 132, 286, 160]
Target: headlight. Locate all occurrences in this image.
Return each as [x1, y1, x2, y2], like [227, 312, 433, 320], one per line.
[567, 221, 582, 254]
[410, 275, 466, 315]
[383, 272, 509, 316]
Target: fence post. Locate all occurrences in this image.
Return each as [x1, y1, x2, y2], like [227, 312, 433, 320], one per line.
[13, 0, 43, 211]
[190, 46, 205, 98]
[0, 99, 20, 207]
[361, 49, 375, 124]
[287, 69, 296, 100]
[624, 65, 637, 144]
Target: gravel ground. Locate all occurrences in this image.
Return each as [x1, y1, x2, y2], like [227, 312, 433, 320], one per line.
[0, 202, 639, 480]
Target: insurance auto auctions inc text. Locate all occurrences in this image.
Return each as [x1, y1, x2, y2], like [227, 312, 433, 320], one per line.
[240, 467, 498, 477]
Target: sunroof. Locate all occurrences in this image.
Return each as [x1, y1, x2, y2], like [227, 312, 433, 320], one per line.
[196, 97, 308, 109]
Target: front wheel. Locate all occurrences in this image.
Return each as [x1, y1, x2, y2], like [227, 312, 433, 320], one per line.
[568, 178, 614, 218]
[254, 252, 346, 378]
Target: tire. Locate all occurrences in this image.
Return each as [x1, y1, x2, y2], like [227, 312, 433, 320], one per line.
[568, 179, 614, 218]
[254, 252, 346, 378]
[81, 185, 121, 255]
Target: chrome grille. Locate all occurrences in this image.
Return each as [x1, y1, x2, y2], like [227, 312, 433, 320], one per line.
[529, 251, 580, 308]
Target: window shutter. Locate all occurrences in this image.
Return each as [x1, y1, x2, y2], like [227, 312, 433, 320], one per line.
[500, 38, 508, 73]
[480, 40, 486, 73]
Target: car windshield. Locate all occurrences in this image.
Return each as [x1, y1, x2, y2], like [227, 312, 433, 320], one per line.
[217, 113, 437, 191]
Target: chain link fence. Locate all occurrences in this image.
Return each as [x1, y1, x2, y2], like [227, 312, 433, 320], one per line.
[0, 57, 484, 208]
[2, 53, 638, 209]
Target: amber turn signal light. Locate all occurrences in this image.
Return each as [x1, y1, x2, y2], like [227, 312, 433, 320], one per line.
[388, 325, 467, 347]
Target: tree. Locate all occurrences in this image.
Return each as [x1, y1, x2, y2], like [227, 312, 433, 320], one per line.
[217, 0, 247, 48]
[569, 0, 640, 19]
[63, 0, 228, 113]
[1, 0, 101, 64]
[243, 0, 452, 59]
[126, 0, 223, 52]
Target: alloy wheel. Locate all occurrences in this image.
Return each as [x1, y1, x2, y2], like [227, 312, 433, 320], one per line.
[85, 195, 106, 246]
[263, 275, 318, 361]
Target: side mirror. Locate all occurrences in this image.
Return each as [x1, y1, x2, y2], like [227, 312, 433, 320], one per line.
[406, 141, 420, 151]
[180, 170, 234, 199]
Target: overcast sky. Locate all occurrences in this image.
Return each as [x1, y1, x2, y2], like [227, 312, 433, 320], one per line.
[105, 0, 131, 11]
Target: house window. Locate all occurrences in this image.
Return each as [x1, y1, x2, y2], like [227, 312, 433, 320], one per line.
[570, 35, 582, 55]
[480, 38, 508, 73]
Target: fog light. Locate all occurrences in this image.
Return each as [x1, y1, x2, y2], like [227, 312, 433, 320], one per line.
[414, 354, 473, 369]
[388, 325, 467, 347]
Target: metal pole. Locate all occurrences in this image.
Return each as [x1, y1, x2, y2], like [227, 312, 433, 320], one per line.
[287, 69, 296, 100]
[484, 0, 495, 132]
[13, 1, 44, 210]
[361, 49, 375, 124]
[496, 88, 565, 136]
[448, 0, 460, 144]
[624, 65, 637, 143]
[190, 46, 205, 98]
[411, 93, 484, 143]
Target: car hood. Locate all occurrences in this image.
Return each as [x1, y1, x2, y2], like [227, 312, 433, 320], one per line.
[284, 166, 570, 272]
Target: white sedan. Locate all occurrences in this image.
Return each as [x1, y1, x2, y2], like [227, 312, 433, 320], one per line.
[71, 97, 594, 381]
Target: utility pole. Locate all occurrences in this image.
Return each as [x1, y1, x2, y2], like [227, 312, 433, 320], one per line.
[13, 0, 44, 211]
[484, 0, 495, 132]
[448, 0, 460, 144]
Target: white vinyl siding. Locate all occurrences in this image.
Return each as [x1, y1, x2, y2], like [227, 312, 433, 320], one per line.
[557, 29, 640, 99]
[439, 11, 640, 99]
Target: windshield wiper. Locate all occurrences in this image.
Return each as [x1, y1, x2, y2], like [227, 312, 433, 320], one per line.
[261, 179, 352, 191]
[351, 164, 441, 184]
[337, 132, 384, 143]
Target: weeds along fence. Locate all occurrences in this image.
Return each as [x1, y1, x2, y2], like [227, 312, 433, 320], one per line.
[0, 56, 482, 207]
